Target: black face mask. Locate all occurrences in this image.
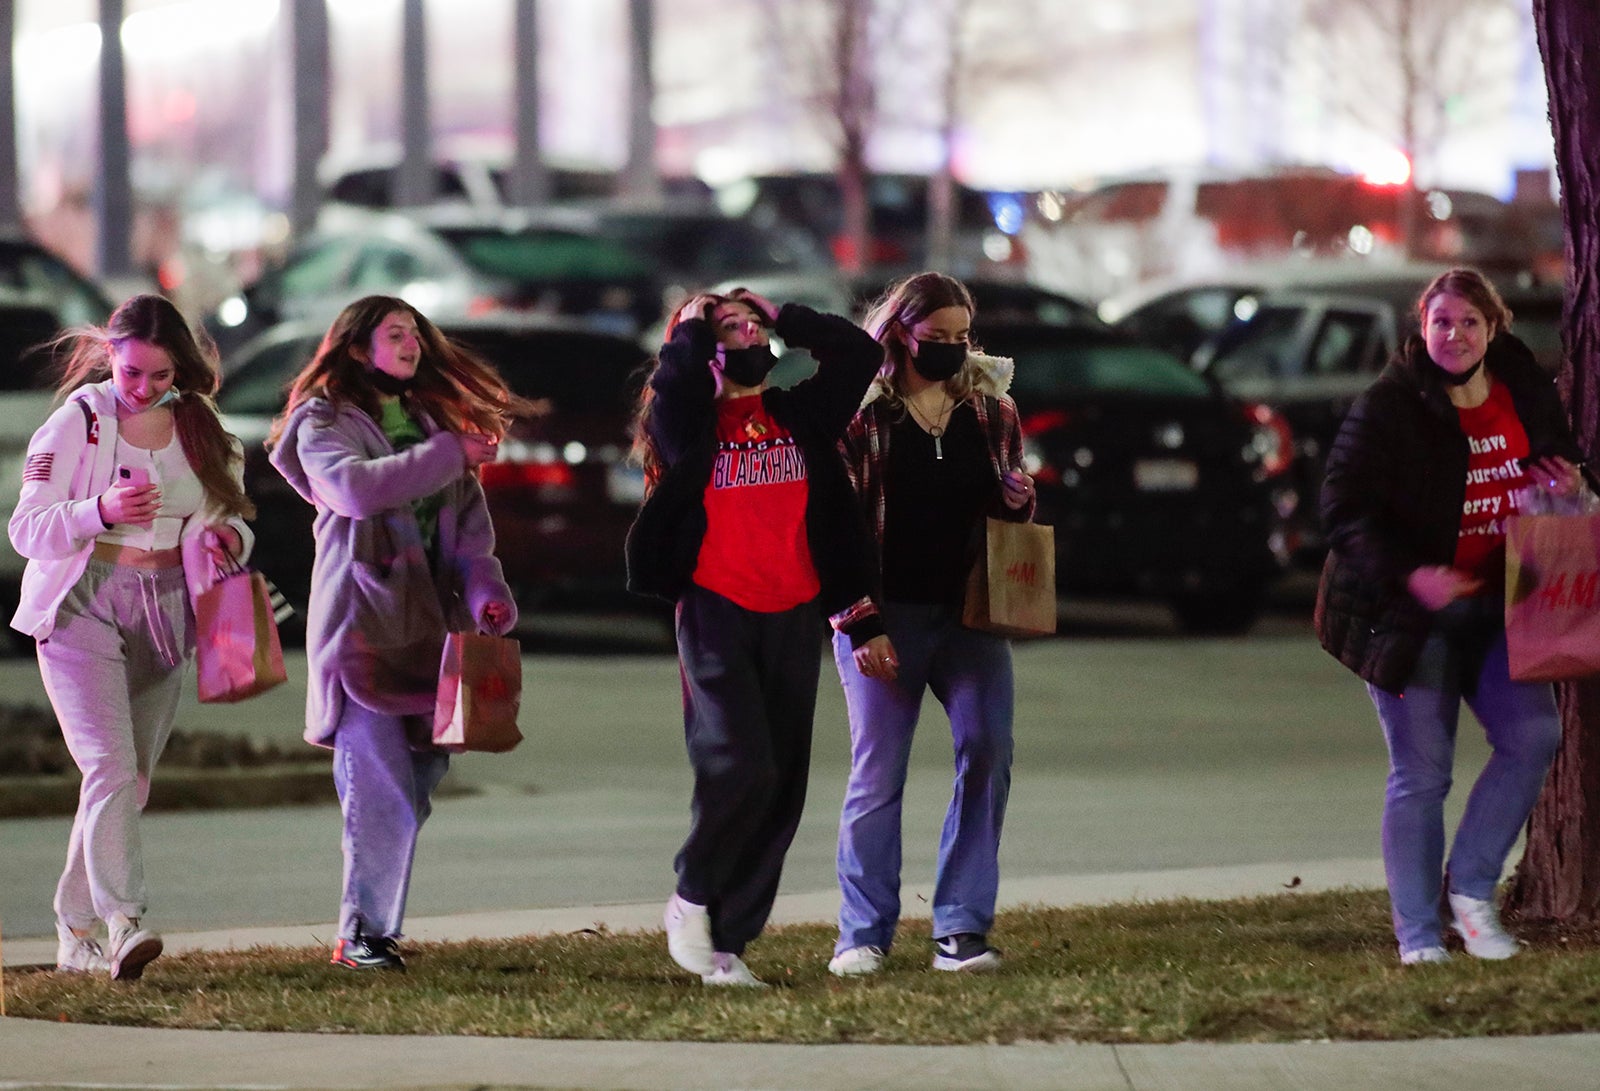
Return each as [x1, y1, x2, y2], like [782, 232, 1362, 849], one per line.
[718, 344, 777, 388]
[1436, 360, 1484, 387]
[911, 341, 967, 382]
[369, 369, 413, 396]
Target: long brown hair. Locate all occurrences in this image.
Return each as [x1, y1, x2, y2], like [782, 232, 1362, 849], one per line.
[54, 293, 254, 520]
[267, 295, 530, 449]
[860, 271, 980, 411]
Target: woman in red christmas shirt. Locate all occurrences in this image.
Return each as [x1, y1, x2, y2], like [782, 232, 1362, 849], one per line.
[626, 288, 885, 986]
[1317, 268, 1589, 966]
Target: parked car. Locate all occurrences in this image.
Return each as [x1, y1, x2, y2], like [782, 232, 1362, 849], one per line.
[976, 323, 1295, 633]
[545, 198, 833, 306]
[1191, 278, 1565, 563]
[216, 315, 653, 626]
[1028, 166, 1519, 300]
[0, 232, 115, 328]
[1100, 260, 1464, 363]
[208, 205, 661, 354]
[0, 299, 98, 650]
[212, 201, 825, 355]
[714, 171, 1034, 281]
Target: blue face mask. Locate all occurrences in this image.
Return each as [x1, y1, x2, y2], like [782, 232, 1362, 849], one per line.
[115, 386, 179, 414]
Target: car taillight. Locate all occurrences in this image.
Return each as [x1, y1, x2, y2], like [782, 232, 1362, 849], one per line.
[480, 461, 576, 490]
[1240, 402, 1293, 479]
[467, 295, 503, 316]
[1022, 408, 1073, 436]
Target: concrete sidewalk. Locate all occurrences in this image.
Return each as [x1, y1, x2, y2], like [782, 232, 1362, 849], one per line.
[6, 861, 1600, 1090]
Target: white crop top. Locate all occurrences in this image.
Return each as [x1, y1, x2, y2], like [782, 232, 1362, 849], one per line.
[96, 433, 204, 550]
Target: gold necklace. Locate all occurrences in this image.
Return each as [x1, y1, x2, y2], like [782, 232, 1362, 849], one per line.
[906, 391, 953, 460]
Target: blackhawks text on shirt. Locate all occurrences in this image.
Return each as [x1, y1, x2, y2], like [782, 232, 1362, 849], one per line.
[692, 395, 820, 612]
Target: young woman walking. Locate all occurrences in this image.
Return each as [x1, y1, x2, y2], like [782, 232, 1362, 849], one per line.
[269, 295, 519, 971]
[11, 294, 255, 980]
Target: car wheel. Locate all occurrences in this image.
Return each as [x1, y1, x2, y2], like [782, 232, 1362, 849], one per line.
[1169, 589, 1263, 635]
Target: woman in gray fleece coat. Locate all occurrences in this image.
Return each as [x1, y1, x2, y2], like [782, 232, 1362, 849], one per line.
[268, 295, 521, 971]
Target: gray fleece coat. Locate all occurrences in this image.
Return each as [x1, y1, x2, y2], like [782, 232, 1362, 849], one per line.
[269, 398, 515, 746]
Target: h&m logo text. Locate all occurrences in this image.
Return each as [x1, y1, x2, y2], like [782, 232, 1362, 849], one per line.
[1536, 570, 1600, 611]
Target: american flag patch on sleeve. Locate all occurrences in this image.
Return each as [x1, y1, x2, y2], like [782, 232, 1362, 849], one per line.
[22, 452, 54, 482]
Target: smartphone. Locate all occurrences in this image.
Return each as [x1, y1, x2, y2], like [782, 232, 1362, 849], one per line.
[116, 465, 151, 489]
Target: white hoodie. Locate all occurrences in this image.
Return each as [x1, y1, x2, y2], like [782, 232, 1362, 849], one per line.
[9, 380, 253, 639]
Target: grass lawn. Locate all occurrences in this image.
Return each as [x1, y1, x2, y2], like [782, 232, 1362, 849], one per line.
[8, 888, 1600, 1044]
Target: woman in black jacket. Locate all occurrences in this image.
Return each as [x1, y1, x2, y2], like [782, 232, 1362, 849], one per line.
[1316, 268, 1584, 966]
[626, 288, 884, 986]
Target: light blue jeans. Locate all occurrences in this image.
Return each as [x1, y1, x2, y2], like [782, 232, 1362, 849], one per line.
[1367, 597, 1560, 955]
[332, 699, 449, 941]
[832, 602, 1014, 954]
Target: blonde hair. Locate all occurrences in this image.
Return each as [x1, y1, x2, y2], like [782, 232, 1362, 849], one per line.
[859, 271, 980, 411]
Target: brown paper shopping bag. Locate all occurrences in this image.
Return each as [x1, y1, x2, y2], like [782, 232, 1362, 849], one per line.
[1505, 513, 1600, 682]
[195, 571, 288, 703]
[433, 632, 524, 752]
[962, 517, 1057, 637]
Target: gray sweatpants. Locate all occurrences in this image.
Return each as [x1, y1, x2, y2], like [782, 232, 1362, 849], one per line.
[37, 558, 192, 932]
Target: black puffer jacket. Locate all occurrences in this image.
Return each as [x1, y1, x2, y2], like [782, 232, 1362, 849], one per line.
[625, 302, 885, 645]
[1314, 332, 1581, 693]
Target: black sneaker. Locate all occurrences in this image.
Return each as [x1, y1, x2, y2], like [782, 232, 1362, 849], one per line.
[931, 932, 1001, 972]
[331, 931, 405, 972]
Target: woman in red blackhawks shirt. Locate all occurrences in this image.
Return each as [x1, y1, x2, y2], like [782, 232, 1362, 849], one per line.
[1316, 268, 1589, 967]
[626, 288, 885, 986]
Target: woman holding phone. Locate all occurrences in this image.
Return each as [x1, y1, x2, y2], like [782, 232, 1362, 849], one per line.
[10, 294, 254, 980]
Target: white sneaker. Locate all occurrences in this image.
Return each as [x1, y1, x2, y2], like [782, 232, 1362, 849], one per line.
[664, 893, 715, 975]
[702, 951, 767, 987]
[1400, 945, 1451, 965]
[56, 928, 111, 975]
[108, 914, 164, 981]
[1448, 893, 1520, 960]
[828, 945, 886, 977]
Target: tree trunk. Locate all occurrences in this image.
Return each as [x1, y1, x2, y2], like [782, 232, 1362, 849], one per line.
[1504, 0, 1600, 923]
[831, 0, 873, 274]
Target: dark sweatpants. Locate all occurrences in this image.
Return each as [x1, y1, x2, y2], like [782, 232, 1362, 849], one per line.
[673, 583, 822, 956]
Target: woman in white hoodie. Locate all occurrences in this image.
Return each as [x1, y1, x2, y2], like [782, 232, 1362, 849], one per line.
[9, 294, 254, 981]
[826, 272, 1036, 978]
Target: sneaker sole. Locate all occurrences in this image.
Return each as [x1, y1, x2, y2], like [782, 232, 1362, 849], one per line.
[932, 951, 1002, 972]
[111, 936, 163, 981]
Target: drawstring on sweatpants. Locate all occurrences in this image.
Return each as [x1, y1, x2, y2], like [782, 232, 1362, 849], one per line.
[138, 572, 182, 668]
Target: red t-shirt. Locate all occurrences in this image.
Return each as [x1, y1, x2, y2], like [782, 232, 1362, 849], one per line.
[1454, 379, 1530, 591]
[692, 395, 820, 612]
